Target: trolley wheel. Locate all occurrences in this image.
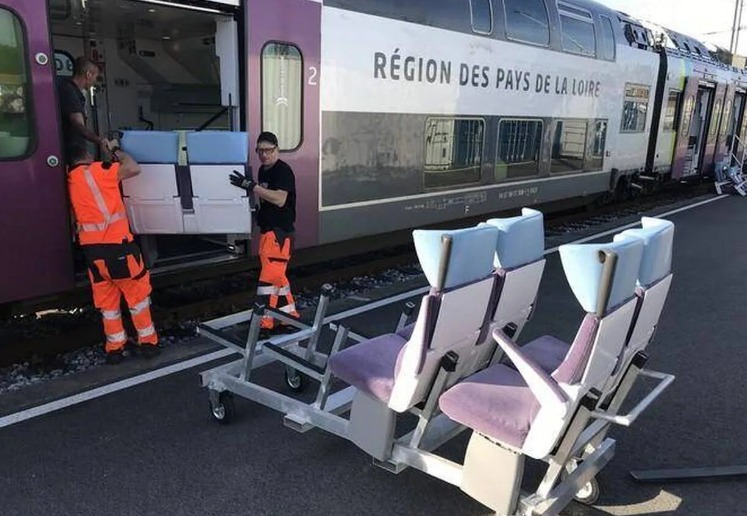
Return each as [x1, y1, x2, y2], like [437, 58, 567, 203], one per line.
[209, 391, 235, 424]
[284, 368, 305, 393]
[562, 461, 600, 506]
[574, 477, 600, 505]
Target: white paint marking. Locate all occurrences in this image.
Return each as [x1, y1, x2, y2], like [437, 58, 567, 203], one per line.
[0, 350, 236, 429]
[0, 195, 728, 429]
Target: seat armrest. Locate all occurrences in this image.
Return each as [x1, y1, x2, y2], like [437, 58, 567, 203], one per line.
[492, 328, 569, 416]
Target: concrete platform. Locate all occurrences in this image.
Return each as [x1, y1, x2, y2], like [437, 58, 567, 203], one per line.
[1, 194, 746, 515]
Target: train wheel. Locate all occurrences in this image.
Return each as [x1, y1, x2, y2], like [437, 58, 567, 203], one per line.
[284, 367, 305, 393]
[209, 391, 235, 424]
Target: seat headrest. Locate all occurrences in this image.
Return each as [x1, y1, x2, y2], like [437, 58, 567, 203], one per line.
[559, 236, 644, 314]
[616, 217, 674, 287]
[121, 131, 179, 163]
[186, 131, 248, 164]
[413, 225, 499, 290]
[483, 208, 544, 269]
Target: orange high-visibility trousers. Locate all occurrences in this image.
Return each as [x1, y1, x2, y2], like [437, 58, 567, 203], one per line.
[84, 243, 158, 353]
[257, 231, 299, 329]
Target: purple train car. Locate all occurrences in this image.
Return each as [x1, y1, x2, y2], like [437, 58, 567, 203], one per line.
[0, 0, 745, 311]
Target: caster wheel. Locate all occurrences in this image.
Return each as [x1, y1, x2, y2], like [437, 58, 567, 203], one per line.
[209, 391, 235, 424]
[574, 477, 600, 505]
[284, 368, 305, 392]
[563, 460, 600, 506]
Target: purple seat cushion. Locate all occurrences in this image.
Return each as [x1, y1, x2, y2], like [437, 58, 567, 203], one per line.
[396, 323, 415, 340]
[328, 333, 407, 403]
[439, 364, 540, 449]
[521, 336, 570, 374]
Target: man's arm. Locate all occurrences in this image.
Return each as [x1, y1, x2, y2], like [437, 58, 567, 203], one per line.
[69, 112, 103, 146]
[254, 186, 288, 207]
[113, 149, 141, 181]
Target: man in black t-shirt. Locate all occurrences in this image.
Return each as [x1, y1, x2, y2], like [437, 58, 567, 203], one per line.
[57, 57, 105, 165]
[229, 131, 299, 331]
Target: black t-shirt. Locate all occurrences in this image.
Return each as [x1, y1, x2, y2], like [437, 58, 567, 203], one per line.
[257, 159, 296, 233]
[57, 77, 87, 160]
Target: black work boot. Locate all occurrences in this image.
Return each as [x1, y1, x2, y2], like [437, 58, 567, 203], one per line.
[105, 349, 124, 365]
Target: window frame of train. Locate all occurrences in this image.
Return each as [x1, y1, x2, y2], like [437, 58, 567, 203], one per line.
[598, 15, 616, 61]
[495, 118, 544, 181]
[423, 116, 485, 190]
[550, 118, 588, 174]
[558, 2, 596, 58]
[260, 41, 304, 152]
[662, 89, 682, 132]
[469, 0, 493, 35]
[621, 83, 650, 133]
[585, 119, 608, 171]
[503, 0, 551, 47]
[680, 95, 696, 138]
[0, 7, 35, 162]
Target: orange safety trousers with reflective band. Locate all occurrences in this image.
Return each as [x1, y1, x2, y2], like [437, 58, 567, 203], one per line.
[68, 162, 157, 352]
[67, 162, 132, 245]
[257, 231, 299, 329]
[85, 245, 158, 353]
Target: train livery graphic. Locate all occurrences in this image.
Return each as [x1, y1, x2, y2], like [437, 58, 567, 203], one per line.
[0, 0, 745, 309]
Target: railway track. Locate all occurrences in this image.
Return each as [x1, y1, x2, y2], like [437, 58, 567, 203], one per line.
[0, 180, 717, 369]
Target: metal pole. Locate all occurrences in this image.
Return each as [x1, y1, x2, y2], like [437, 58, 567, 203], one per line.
[731, 0, 741, 53]
[736, 0, 745, 56]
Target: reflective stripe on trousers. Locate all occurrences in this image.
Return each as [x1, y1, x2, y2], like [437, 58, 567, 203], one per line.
[256, 231, 299, 329]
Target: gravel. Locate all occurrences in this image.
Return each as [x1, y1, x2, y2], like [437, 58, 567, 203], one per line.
[0, 263, 423, 396]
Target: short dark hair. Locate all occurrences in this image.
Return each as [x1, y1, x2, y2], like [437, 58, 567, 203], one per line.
[73, 57, 98, 77]
[257, 131, 278, 147]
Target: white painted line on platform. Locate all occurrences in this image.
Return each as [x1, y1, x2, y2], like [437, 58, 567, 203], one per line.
[544, 195, 728, 254]
[0, 194, 728, 429]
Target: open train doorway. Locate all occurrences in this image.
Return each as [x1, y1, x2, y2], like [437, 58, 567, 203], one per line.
[49, 0, 248, 273]
[682, 85, 714, 177]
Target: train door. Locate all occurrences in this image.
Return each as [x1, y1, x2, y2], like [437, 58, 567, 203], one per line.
[245, 0, 321, 249]
[732, 89, 747, 161]
[683, 86, 714, 177]
[0, 0, 74, 304]
[703, 82, 728, 176]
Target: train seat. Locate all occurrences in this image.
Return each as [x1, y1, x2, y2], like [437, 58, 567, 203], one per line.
[438, 236, 644, 514]
[462, 208, 546, 374]
[120, 131, 184, 234]
[396, 207, 545, 349]
[328, 223, 499, 459]
[185, 131, 251, 234]
[520, 217, 673, 384]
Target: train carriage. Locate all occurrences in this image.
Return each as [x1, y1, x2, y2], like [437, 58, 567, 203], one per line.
[0, 0, 743, 311]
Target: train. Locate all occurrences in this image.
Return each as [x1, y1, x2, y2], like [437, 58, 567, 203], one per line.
[1, 0, 745, 312]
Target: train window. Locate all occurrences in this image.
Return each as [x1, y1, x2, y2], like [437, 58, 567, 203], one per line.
[663, 90, 682, 132]
[599, 15, 616, 61]
[681, 95, 695, 137]
[708, 98, 723, 139]
[0, 10, 33, 160]
[424, 117, 483, 189]
[261, 43, 303, 151]
[586, 119, 607, 170]
[720, 100, 732, 137]
[470, 0, 493, 35]
[495, 119, 543, 180]
[504, 0, 550, 46]
[551, 119, 587, 173]
[560, 14, 596, 57]
[621, 83, 649, 133]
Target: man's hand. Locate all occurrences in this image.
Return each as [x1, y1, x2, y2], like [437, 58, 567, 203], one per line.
[229, 170, 256, 192]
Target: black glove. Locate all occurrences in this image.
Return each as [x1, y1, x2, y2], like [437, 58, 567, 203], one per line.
[229, 170, 256, 192]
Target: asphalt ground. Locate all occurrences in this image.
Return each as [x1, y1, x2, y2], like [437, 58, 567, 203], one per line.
[1, 194, 745, 515]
